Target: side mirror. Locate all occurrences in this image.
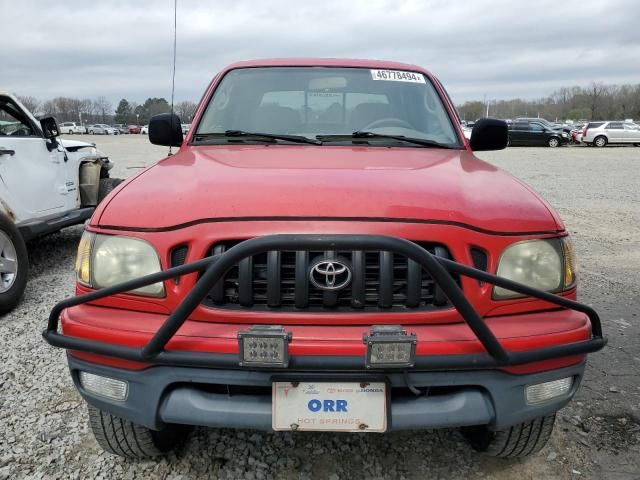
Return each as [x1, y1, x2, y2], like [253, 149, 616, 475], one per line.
[469, 118, 508, 151]
[149, 113, 183, 147]
[40, 117, 60, 139]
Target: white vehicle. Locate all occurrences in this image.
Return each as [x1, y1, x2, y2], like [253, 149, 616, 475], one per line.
[59, 122, 85, 134]
[0, 92, 122, 312]
[140, 124, 149, 134]
[88, 124, 117, 135]
[181, 123, 191, 135]
[583, 121, 640, 147]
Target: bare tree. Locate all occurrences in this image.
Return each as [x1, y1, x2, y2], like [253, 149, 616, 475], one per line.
[41, 100, 57, 117]
[586, 82, 608, 120]
[175, 100, 198, 122]
[17, 96, 41, 115]
[94, 96, 112, 123]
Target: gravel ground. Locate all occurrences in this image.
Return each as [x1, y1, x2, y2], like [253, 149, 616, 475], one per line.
[0, 136, 638, 479]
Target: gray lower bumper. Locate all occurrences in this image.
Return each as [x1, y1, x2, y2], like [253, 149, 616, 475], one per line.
[68, 355, 585, 432]
[159, 386, 492, 431]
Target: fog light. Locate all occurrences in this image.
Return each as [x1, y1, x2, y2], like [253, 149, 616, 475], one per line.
[79, 372, 128, 401]
[525, 377, 573, 404]
[363, 325, 417, 368]
[238, 325, 291, 368]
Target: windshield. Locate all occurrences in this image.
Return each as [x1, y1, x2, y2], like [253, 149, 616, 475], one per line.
[195, 67, 461, 147]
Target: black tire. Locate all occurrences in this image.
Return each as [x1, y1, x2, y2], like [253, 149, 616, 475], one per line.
[594, 135, 607, 147]
[97, 177, 124, 203]
[88, 404, 189, 458]
[547, 137, 560, 148]
[462, 413, 556, 459]
[0, 214, 28, 315]
[89, 130, 94, 135]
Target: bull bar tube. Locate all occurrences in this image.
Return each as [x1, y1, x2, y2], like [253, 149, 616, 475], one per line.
[43, 234, 606, 370]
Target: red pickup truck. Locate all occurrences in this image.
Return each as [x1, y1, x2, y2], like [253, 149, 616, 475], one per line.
[45, 59, 605, 459]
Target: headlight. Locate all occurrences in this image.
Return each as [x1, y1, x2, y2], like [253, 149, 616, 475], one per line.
[494, 238, 575, 299]
[75, 232, 164, 297]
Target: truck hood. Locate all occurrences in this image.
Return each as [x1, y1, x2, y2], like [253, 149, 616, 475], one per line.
[61, 139, 95, 151]
[96, 145, 562, 234]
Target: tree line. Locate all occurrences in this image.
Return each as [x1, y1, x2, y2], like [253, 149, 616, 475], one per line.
[16, 95, 198, 126]
[457, 82, 640, 123]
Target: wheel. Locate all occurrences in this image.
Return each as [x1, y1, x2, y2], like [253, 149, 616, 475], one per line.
[547, 137, 560, 148]
[634, 143, 640, 147]
[89, 130, 94, 135]
[0, 215, 28, 314]
[594, 136, 607, 147]
[98, 177, 124, 203]
[462, 413, 556, 458]
[87, 404, 189, 458]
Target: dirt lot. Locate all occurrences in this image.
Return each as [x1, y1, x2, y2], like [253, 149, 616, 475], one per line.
[0, 136, 638, 479]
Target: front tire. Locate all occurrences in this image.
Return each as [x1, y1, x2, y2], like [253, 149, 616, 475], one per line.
[548, 137, 560, 148]
[88, 405, 189, 458]
[0, 215, 28, 314]
[97, 178, 124, 203]
[594, 136, 607, 147]
[462, 413, 556, 458]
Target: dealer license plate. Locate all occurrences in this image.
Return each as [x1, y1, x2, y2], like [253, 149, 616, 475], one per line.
[272, 381, 387, 432]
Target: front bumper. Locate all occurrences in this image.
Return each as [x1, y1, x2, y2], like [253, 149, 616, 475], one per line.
[68, 354, 585, 431]
[45, 234, 606, 431]
[44, 234, 606, 370]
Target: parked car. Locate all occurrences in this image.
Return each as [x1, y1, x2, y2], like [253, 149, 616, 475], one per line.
[570, 123, 586, 144]
[508, 119, 570, 147]
[140, 124, 149, 134]
[181, 123, 191, 135]
[582, 121, 640, 147]
[44, 59, 604, 460]
[59, 122, 85, 135]
[88, 124, 117, 135]
[0, 92, 122, 312]
[128, 125, 141, 134]
[113, 124, 129, 134]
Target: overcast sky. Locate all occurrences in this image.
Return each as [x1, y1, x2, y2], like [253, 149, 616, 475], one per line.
[1, 0, 639, 107]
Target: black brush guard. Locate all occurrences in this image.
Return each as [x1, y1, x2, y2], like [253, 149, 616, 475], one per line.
[43, 234, 606, 370]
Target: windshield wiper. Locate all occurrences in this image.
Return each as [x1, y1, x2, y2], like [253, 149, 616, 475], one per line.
[317, 131, 455, 149]
[193, 130, 321, 145]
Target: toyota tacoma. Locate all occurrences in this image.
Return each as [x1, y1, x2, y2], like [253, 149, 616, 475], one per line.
[44, 59, 605, 459]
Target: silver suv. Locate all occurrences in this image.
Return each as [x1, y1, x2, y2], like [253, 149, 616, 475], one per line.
[583, 121, 640, 147]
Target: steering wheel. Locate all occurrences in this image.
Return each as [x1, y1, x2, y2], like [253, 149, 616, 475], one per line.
[361, 117, 414, 130]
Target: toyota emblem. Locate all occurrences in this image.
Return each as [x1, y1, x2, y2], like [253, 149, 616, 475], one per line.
[309, 259, 352, 291]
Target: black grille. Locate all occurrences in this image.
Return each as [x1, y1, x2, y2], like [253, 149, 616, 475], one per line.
[201, 241, 455, 312]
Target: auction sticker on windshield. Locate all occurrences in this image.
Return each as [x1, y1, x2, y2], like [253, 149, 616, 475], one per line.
[272, 381, 387, 432]
[370, 69, 425, 83]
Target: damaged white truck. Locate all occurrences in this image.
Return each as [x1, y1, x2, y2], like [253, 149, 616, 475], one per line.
[0, 92, 121, 313]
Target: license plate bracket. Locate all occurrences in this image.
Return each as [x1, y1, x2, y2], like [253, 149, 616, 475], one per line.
[272, 380, 388, 432]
